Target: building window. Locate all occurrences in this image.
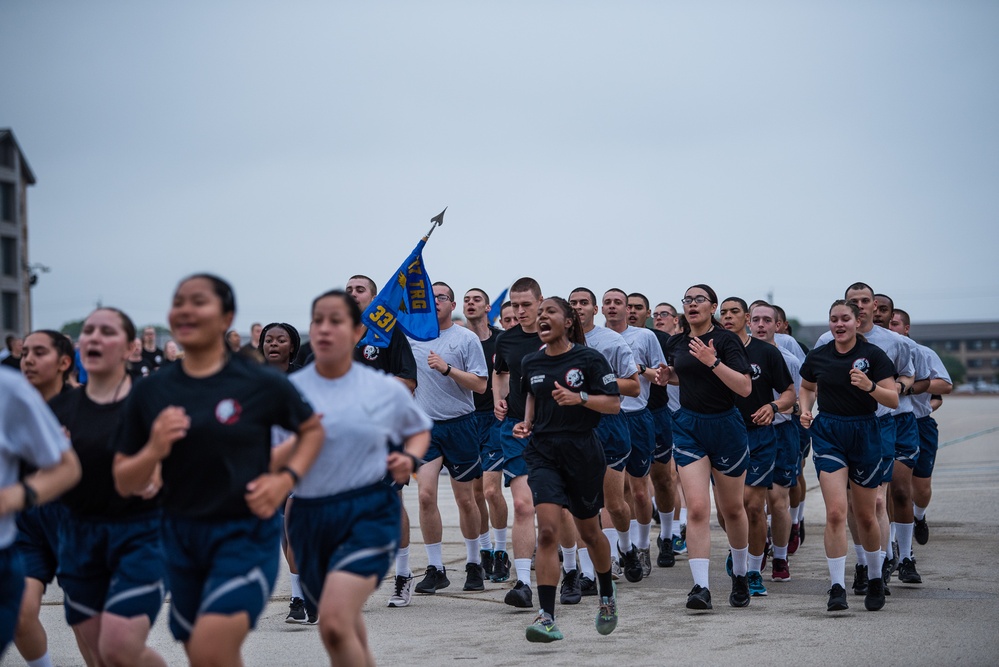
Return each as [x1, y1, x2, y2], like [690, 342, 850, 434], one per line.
[1, 291, 17, 331]
[967, 358, 983, 368]
[991, 358, 999, 368]
[0, 236, 15, 277]
[0, 182, 14, 221]
[991, 340, 999, 351]
[942, 340, 957, 351]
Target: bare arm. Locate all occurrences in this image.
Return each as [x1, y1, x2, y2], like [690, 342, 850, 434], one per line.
[617, 373, 640, 398]
[1, 449, 82, 515]
[493, 371, 510, 420]
[245, 413, 325, 519]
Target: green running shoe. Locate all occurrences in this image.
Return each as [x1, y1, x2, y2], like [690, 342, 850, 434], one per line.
[595, 584, 618, 635]
[526, 612, 563, 643]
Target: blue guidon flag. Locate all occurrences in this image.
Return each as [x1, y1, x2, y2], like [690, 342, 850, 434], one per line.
[359, 210, 445, 348]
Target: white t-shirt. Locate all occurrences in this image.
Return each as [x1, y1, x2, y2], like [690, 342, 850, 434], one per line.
[773, 346, 802, 425]
[408, 325, 488, 421]
[775, 333, 806, 363]
[617, 326, 666, 413]
[0, 368, 71, 547]
[912, 344, 951, 419]
[289, 363, 432, 498]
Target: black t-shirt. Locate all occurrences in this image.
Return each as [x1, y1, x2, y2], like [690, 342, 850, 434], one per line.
[800, 339, 895, 416]
[664, 327, 752, 414]
[141, 348, 164, 371]
[50, 387, 159, 518]
[1, 355, 21, 369]
[647, 328, 671, 411]
[115, 354, 314, 520]
[493, 325, 543, 421]
[733, 338, 794, 428]
[521, 345, 619, 436]
[128, 358, 155, 380]
[473, 326, 503, 413]
[353, 328, 418, 385]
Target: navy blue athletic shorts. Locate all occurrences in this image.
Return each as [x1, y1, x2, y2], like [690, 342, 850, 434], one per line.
[499, 417, 529, 486]
[672, 407, 750, 477]
[594, 412, 631, 472]
[0, 547, 24, 659]
[474, 409, 504, 473]
[913, 416, 939, 479]
[426, 413, 482, 482]
[878, 414, 896, 483]
[892, 412, 920, 469]
[14, 502, 67, 585]
[811, 413, 883, 489]
[772, 421, 799, 488]
[745, 426, 777, 488]
[624, 408, 655, 478]
[650, 405, 674, 464]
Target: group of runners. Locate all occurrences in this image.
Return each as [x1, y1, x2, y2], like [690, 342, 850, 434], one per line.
[0, 273, 953, 665]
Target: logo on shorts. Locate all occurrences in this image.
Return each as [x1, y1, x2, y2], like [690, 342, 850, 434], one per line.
[750, 363, 762, 380]
[215, 399, 242, 425]
[564, 368, 584, 388]
[363, 345, 380, 361]
[852, 358, 870, 373]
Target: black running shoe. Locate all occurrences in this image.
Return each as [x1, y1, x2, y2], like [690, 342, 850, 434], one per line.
[882, 556, 893, 586]
[890, 541, 900, 574]
[914, 516, 929, 546]
[463, 562, 485, 591]
[798, 521, 805, 545]
[897, 558, 922, 584]
[729, 575, 750, 608]
[827, 584, 849, 612]
[415, 565, 450, 594]
[504, 581, 533, 608]
[578, 573, 597, 597]
[865, 577, 886, 611]
[656, 535, 675, 568]
[480, 549, 495, 578]
[491, 550, 511, 582]
[686, 584, 712, 610]
[621, 546, 643, 583]
[286, 597, 306, 624]
[559, 568, 582, 605]
[852, 564, 869, 596]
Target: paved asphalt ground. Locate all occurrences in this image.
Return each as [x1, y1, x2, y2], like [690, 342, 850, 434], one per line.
[4, 397, 998, 666]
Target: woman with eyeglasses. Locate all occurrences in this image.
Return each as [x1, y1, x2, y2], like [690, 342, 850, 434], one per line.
[660, 284, 753, 611]
[799, 300, 898, 613]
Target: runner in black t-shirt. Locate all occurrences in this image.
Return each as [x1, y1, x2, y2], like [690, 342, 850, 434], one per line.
[513, 297, 620, 643]
[720, 298, 795, 598]
[492, 277, 544, 607]
[660, 284, 753, 611]
[799, 300, 899, 613]
[140, 326, 165, 372]
[53, 308, 166, 666]
[113, 274, 324, 664]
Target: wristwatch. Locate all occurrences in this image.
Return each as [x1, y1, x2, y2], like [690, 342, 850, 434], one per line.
[768, 402, 779, 414]
[579, 391, 589, 405]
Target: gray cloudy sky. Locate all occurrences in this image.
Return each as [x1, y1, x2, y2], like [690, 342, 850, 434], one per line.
[2, 1, 997, 336]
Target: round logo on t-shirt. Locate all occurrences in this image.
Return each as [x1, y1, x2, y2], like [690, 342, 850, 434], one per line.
[852, 358, 870, 373]
[565, 368, 584, 389]
[215, 399, 242, 425]
[363, 345, 380, 361]
[750, 363, 762, 380]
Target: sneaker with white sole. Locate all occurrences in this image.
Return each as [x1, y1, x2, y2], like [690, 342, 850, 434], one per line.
[387, 574, 414, 607]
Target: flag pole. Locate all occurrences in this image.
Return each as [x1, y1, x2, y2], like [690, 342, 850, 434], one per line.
[424, 207, 447, 241]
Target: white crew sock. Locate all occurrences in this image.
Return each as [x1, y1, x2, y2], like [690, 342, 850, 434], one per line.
[426, 542, 444, 569]
[494, 527, 508, 552]
[395, 546, 411, 577]
[617, 529, 632, 554]
[865, 549, 884, 575]
[827, 556, 846, 588]
[896, 522, 914, 561]
[748, 552, 763, 573]
[890, 521, 897, 545]
[479, 532, 492, 550]
[689, 558, 710, 588]
[603, 528, 617, 554]
[290, 573, 303, 599]
[465, 538, 481, 564]
[659, 513, 674, 540]
[913, 504, 927, 521]
[854, 544, 865, 565]
[773, 544, 788, 560]
[636, 521, 652, 550]
[731, 546, 749, 577]
[679, 507, 688, 526]
[515, 558, 532, 586]
[561, 544, 578, 573]
[578, 547, 595, 578]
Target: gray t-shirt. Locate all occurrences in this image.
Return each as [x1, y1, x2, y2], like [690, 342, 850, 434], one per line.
[289, 363, 432, 498]
[775, 333, 806, 363]
[774, 346, 802, 425]
[912, 344, 951, 419]
[815, 325, 914, 417]
[408, 324, 488, 421]
[0, 368, 70, 547]
[584, 326, 637, 404]
[618, 326, 666, 412]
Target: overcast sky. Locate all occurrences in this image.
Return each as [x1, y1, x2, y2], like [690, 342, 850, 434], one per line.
[2, 1, 997, 336]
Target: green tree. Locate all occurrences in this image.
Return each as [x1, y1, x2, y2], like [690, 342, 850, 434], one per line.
[938, 353, 966, 385]
[60, 319, 85, 340]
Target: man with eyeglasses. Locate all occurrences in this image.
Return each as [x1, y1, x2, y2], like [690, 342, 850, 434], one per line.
[407, 282, 490, 595]
[652, 303, 688, 556]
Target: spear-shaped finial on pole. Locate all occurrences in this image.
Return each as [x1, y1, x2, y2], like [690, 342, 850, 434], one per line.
[424, 207, 447, 240]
